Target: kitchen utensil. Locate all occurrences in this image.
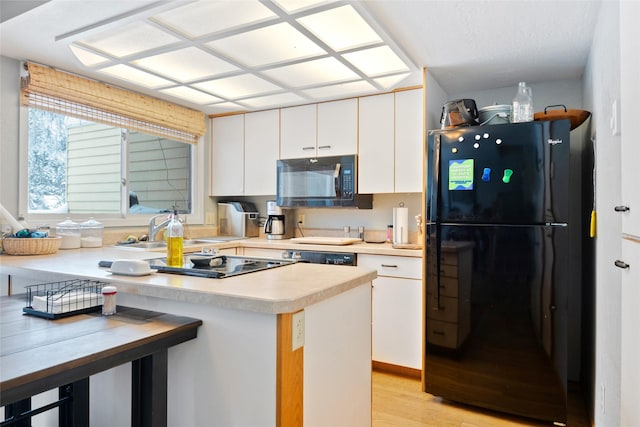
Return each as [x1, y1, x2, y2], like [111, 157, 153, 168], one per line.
[534, 104, 591, 130]
[110, 259, 153, 276]
[478, 104, 511, 125]
[440, 99, 479, 128]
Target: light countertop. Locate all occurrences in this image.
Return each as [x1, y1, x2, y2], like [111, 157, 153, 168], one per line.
[0, 245, 377, 314]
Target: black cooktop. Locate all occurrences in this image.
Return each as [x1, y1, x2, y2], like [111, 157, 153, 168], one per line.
[148, 255, 294, 279]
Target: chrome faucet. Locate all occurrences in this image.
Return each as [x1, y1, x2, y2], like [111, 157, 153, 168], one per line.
[148, 213, 172, 242]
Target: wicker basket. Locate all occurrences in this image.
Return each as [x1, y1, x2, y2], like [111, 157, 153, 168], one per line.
[2, 237, 62, 255]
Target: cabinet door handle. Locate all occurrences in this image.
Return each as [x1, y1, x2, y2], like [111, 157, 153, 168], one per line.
[614, 206, 630, 212]
[302, 146, 315, 151]
[380, 264, 398, 268]
[318, 145, 331, 149]
[615, 260, 630, 269]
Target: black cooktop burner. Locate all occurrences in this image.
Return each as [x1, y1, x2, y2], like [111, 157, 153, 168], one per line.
[148, 255, 294, 278]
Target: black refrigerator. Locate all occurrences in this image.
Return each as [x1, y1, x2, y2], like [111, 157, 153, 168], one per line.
[424, 120, 577, 423]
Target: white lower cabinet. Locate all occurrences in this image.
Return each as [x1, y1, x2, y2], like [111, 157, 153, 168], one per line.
[359, 254, 422, 370]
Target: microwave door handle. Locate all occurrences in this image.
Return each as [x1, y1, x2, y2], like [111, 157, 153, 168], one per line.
[334, 163, 341, 196]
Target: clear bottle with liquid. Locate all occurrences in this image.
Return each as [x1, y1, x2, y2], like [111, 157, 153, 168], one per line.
[166, 210, 184, 267]
[511, 81, 533, 123]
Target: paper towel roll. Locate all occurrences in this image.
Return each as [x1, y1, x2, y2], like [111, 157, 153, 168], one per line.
[393, 207, 408, 244]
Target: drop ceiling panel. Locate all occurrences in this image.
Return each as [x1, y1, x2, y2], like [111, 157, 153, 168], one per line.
[160, 86, 223, 104]
[261, 57, 359, 87]
[301, 80, 377, 99]
[240, 92, 307, 109]
[194, 74, 284, 99]
[151, 0, 277, 39]
[205, 22, 325, 67]
[78, 21, 181, 58]
[297, 5, 382, 51]
[133, 47, 239, 82]
[343, 46, 409, 77]
[69, 45, 109, 67]
[99, 64, 173, 88]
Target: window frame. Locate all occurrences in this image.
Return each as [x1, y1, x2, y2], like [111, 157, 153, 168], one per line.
[18, 106, 206, 228]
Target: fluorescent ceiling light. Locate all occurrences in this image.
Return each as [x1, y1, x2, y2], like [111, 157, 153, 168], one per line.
[206, 101, 247, 113]
[151, 0, 277, 39]
[98, 64, 173, 88]
[240, 92, 307, 109]
[343, 46, 410, 77]
[133, 47, 239, 83]
[374, 73, 412, 89]
[205, 22, 325, 68]
[272, 0, 332, 14]
[64, 1, 417, 115]
[78, 22, 180, 58]
[297, 5, 382, 51]
[69, 45, 110, 67]
[301, 80, 377, 99]
[194, 74, 283, 99]
[160, 86, 223, 105]
[262, 57, 359, 87]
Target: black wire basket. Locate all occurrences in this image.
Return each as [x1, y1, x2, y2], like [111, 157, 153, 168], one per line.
[23, 279, 107, 319]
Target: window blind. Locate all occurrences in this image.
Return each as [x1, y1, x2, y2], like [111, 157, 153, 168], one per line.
[20, 62, 205, 144]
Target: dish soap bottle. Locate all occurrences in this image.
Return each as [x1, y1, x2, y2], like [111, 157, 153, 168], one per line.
[166, 210, 184, 267]
[511, 81, 533, 123]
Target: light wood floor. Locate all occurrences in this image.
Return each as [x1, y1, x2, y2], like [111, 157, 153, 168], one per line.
[372, 370, 591, 427]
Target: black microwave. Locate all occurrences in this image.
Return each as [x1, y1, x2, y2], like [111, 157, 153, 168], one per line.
[276, 155, 372, 208]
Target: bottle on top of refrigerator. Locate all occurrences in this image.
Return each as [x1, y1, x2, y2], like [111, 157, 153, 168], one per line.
[166, 210, 183, 267]
[511, 81, 533, 123]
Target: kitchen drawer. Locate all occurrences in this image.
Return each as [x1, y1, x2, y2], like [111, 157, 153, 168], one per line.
[425, 294, 467, 323]
[358, 254, 421, 279]
[426, 319, 468, 349]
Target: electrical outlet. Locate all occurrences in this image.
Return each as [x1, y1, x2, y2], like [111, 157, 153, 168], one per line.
[297, 214, 305, 225]
[292, 310, 305, 350]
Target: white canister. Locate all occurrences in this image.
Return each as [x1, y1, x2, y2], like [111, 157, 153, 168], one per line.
[55, 218, 81, 249]
[81, 217, 103, 247]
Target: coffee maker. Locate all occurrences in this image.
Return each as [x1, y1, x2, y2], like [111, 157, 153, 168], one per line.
[264, 200, 294, 240]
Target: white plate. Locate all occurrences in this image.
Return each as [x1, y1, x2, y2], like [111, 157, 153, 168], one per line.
[108, 268, 155, 277]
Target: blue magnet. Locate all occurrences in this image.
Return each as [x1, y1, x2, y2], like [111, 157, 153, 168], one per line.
[502, 169, 514, 183]
[482, 168, 491, 182]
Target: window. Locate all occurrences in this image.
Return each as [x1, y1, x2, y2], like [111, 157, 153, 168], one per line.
[19, 62, 205, 226]
[27, 108, 192, 216]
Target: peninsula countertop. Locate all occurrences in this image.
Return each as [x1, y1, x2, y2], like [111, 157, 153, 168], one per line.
[0, 246, 377, 315]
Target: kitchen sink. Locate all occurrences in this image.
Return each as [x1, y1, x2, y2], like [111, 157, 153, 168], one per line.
[116, 239, 224, 249]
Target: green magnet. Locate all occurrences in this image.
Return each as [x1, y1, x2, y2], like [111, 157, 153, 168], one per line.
[502, 169, 513, 183]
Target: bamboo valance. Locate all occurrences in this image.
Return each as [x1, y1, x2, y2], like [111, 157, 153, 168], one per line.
[20, 62, 206, 144]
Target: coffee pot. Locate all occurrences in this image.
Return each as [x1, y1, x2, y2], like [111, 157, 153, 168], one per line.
[264, 200, 290, 240]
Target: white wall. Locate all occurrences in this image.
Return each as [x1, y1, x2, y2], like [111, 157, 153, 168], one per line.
[0, 56, 21, 217]
[583, 1, 622, 426]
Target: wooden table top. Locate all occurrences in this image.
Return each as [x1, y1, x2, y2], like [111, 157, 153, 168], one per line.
[0, 295, 202, 406]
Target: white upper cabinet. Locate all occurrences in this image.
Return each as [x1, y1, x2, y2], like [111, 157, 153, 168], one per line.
[211, 110, 279, 196]
[358, 89, 424, 194]
[317, 99, 358, 157]
[211, 115, 244, 196]
[620, 4, 639, 237]
[280, 100, 358, 159]
[244, 110, 279, 195]
[394, 89, 423, 193]
[358, 93, 395, 193]
[280, 104, 317, 159]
